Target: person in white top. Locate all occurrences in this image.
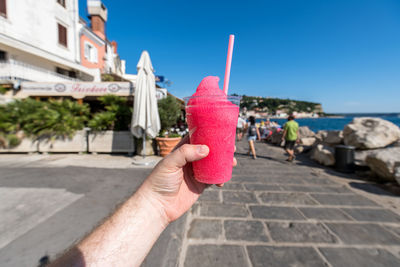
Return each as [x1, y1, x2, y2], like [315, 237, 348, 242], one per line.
[236, 116, 246, 141]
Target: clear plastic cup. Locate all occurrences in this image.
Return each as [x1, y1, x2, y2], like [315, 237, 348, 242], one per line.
[184, 95, 241, 184]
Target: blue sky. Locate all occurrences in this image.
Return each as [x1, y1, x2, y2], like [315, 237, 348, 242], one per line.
[79, 0, 400, 113]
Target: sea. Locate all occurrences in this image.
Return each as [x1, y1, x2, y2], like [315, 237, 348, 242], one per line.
[256, 113, 400, 132]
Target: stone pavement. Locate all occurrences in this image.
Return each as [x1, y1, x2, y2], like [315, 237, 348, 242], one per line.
[178, 140, 400, 267]
[1, 141, 400, 266]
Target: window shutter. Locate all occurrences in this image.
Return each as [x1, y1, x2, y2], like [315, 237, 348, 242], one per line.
[84, 43, 90, 59]
[57, 0, 66, 8]
[0, 0, 7, 16]
[58, 24, 67, 47]
[93, 47, 98, 63]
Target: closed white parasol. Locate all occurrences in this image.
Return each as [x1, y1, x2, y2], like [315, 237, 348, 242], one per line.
[131, 51, 160, 158]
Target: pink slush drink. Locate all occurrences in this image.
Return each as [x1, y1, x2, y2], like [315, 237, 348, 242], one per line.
[185, 76, 240, 184]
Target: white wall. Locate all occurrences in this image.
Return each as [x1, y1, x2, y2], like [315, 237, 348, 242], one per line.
[0, 0, 80, 64]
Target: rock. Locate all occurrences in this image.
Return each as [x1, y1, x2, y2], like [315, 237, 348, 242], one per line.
[270, 130, 283, 145]
[298, 126, 315, 138]
[365, 147, 400, 183]
[300, 137, 316, 146]
[311, 144, 335, 166]
[324, 131, 343, 145]
[315, 130, 328, 142]
[354, 149, 380, 167]
[343, 117, 400, 149]
[391, 140, 400, 147]
[395, 166, 400, 185]
[295, 145, 312, 154]
[295, 146, 304, 154]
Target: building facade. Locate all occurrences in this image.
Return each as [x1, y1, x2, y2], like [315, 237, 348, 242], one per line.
[0, 0, 101, 84]
[79, 0, 125, 78]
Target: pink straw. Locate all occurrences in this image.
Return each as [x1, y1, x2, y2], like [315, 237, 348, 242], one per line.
[223, 34, 235, 95]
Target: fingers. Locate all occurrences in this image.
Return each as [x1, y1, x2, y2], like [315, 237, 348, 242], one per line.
[216, 183, 224, 187]
[172, 135, 190, 152]
[163, 144, 209, 170]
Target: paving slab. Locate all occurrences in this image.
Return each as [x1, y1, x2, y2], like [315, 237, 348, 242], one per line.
[224, 220, 269, 242]
[222, 191, 258, 204]
[280, 185, 352, 194]
[243, 183, 282, 191]
[200, 203, 249, 218]
[247, 246, 327, 267]
[298, 207, 353, 221]
[319, 248, 400, 267]
[187, 219, 223, 239]
[249, 206, 305, 220]
[310, 193, 380, 206]
[258, 192, 318, 205]
[341, 208, 400, 222]
[184, 245, 248, 267]
[325, 223, 400, 245]
[198, 190, 220, 203]
[266, 222, 337, 243]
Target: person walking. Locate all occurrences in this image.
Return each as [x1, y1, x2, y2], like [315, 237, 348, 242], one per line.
[236, 115, 246, 141]
[246, 116, 260, 159]
[281, 114, 299, 162]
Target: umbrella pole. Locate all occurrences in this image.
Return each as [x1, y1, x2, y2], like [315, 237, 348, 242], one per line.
[142, 132, 146, 158]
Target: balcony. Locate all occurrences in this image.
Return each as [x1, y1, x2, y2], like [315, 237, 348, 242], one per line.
[0, 59, 78, 83]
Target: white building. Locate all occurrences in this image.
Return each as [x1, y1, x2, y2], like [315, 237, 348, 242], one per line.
[0, 0, 100, 86]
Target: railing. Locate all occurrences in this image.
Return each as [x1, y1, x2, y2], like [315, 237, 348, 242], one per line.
[0, 59, 78, 82]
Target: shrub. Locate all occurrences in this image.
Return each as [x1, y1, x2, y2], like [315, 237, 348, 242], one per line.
[88, 95, 132, 131]
[158, 95, 181, 135]
[21, 99, 90, 138]
[6, 134, 21, 148]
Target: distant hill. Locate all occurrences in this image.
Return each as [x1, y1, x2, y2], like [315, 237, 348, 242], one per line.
[231, 95, 324, 115]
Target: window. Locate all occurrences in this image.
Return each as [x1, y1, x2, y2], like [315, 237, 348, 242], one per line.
[84, 42, 98, 63]
[0, 50, 7, 61]
[57, 0, 66, 8]
[58, 23, 67, 47]
[56, 67, 76, 78]
[0, 0, 6, 17]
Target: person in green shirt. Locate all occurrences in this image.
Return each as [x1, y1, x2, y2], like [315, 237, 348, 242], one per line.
[281, 115, 299, 162]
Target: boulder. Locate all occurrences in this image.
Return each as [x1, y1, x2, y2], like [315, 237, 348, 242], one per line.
[270, 130, 283, 145]
[365, 147, 400, 183]
[324, 130, 343, 145]
[311, 144, 335, 166]
[391, 140, 400, 147]
[295, 145, 312, 154]
[395, 166, 400, 185]
[315, 130, 328, 142]
[295, 146, 305, 154]
[300, 137, 316, 146]
[343, 117, 400, 149]
[354, 149, 380, 167]
[298, 126, 315, 138]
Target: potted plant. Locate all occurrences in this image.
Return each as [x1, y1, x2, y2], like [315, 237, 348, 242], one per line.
[156, 95, 182, 157]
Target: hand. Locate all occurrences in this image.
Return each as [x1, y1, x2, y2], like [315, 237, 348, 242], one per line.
[142, 135, 237, 223]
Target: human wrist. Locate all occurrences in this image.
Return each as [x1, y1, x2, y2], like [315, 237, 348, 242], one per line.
[133, 182, 170, 230]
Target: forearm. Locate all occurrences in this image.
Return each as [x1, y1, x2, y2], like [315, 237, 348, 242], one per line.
[51, 183, 168, 267]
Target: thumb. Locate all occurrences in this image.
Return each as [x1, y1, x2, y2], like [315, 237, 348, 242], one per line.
[162, 144, 209, 170]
